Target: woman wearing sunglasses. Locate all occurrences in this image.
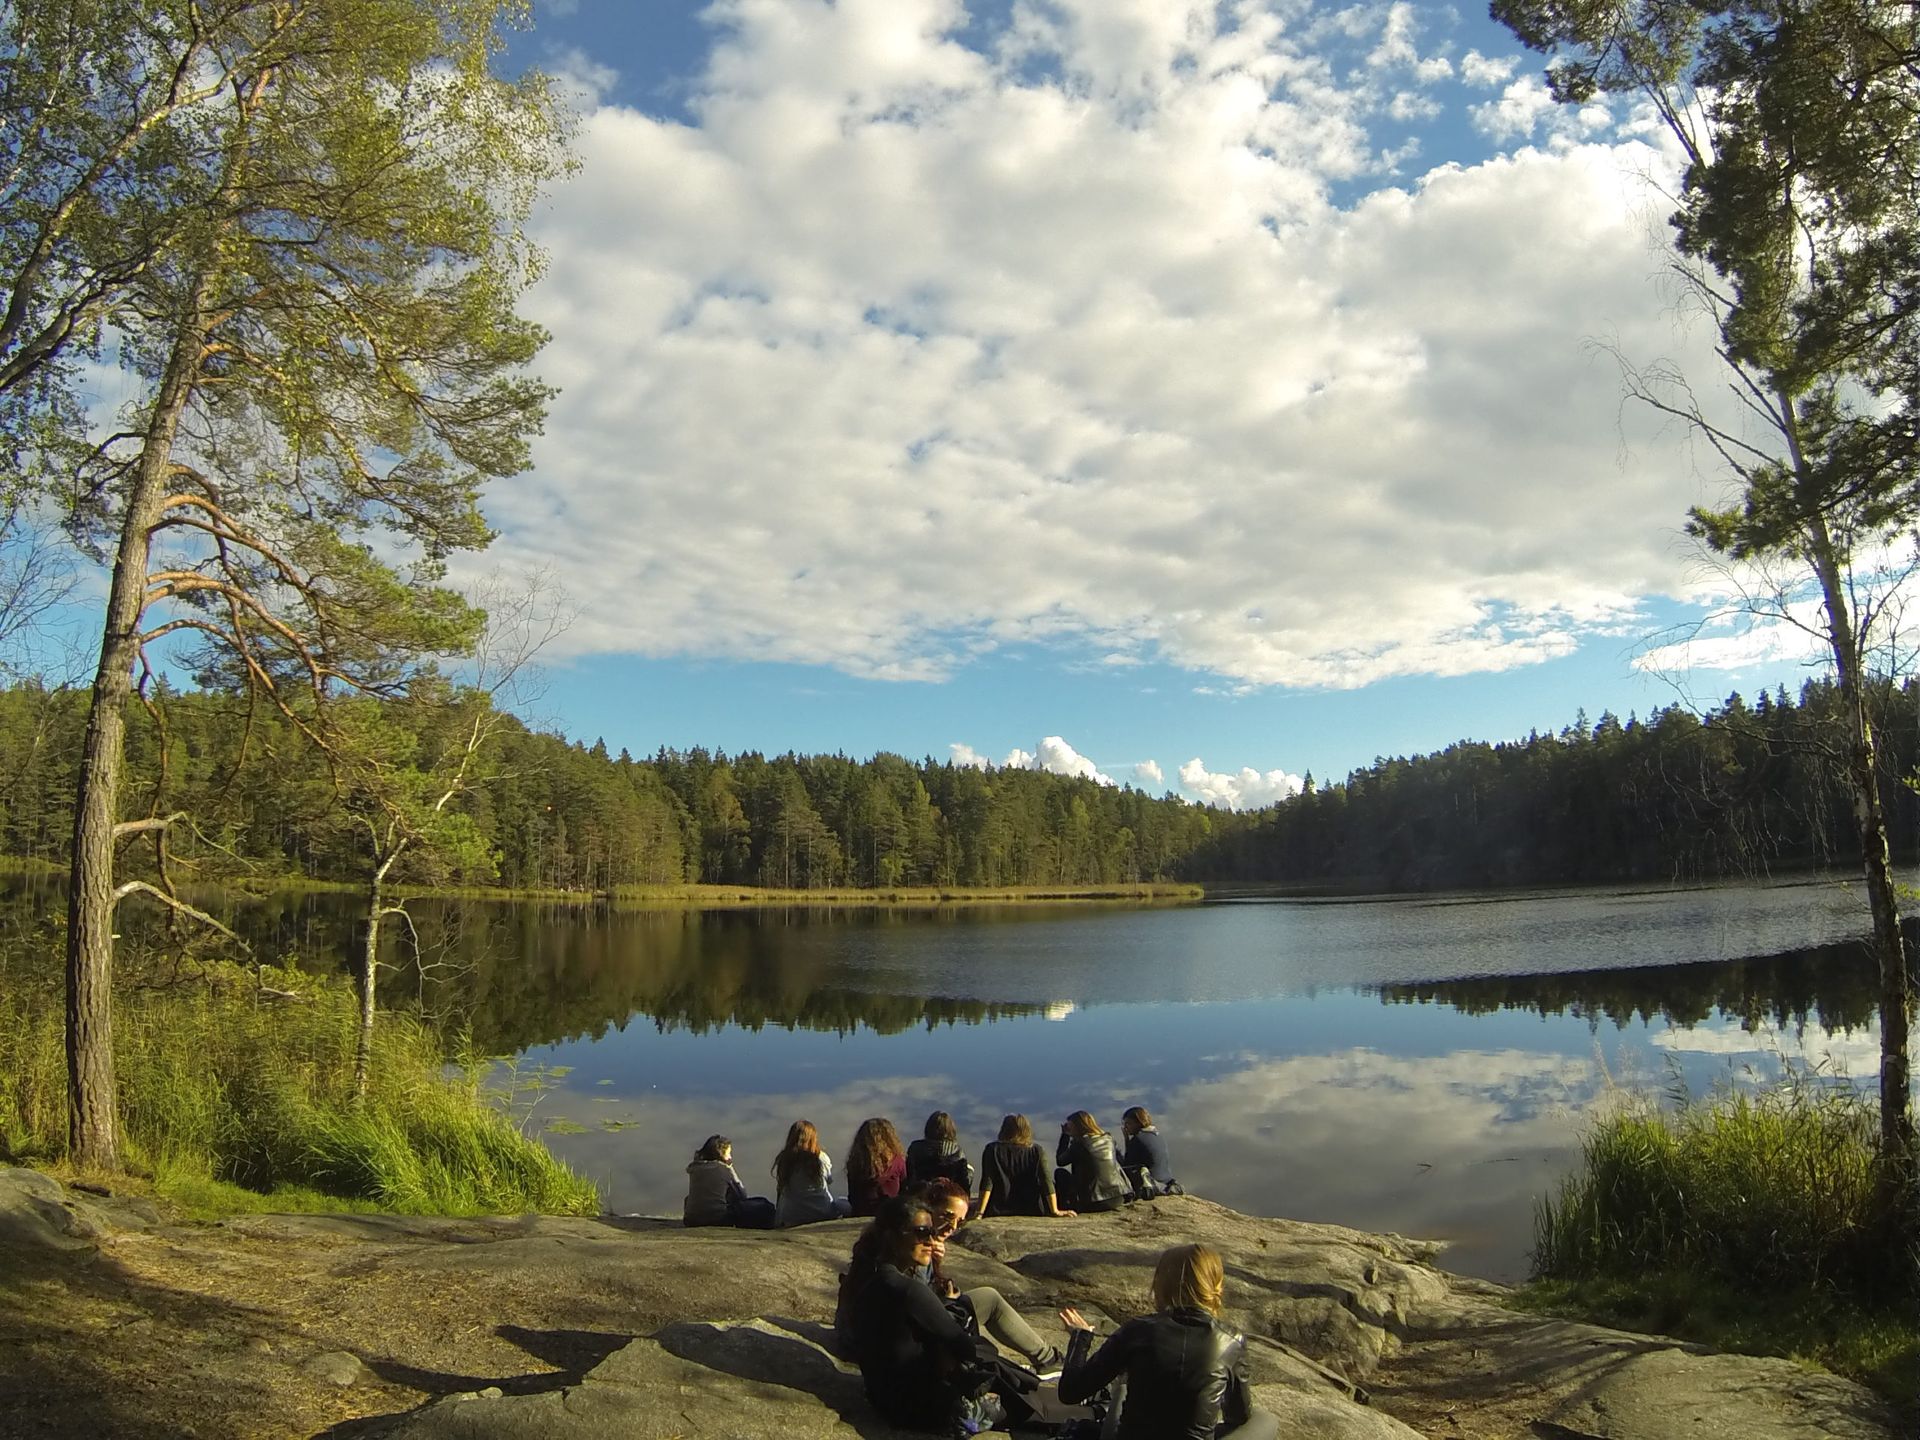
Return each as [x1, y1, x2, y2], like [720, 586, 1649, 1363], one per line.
[918, 1178, 1065, 1377]
[840, 1195, 1013, 1432]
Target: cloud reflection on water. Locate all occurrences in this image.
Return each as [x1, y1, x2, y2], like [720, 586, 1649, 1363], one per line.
[534, 1037, 1614, 1284]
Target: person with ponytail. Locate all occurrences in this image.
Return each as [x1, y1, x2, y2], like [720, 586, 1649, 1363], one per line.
[1058, 1243, 1277, 1439]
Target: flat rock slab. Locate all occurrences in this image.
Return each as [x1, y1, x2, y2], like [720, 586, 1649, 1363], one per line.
[0, 1171, 1905, 1440]
[1543, 1346, 1904, 1440]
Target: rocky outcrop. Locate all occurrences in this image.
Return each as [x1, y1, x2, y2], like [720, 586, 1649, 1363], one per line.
[0, 1168, 1904, 1440]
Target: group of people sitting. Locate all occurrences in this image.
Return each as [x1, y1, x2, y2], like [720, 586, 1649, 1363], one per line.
[683, 1107, 1182, 1231]
[830, 1185, 1278, 1437]
[682, 1109, 1275, 1436]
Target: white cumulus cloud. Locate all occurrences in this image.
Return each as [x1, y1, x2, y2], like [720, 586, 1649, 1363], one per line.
[481, 0, 1730, 693]
[951, 736, 1115, 786]
[1460, 50, 1520, 88]
[1133, 759, 1164, 787]
[1178, 757, 1305, 810]
[1470, 74, 1556, 141]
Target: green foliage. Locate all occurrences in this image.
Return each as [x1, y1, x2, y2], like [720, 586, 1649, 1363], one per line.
[4, 675, 1918, 895]
[1534, 1074, 1912, 1301]
[0, 945, 597, 1216]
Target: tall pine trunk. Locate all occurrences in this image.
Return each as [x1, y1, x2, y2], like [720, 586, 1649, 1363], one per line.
[65, 321, 201, 1170]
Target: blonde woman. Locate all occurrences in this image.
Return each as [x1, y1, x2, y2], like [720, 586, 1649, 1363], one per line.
[773, 1119, 852, 1226]
[1058, 1243, 1276, 1439]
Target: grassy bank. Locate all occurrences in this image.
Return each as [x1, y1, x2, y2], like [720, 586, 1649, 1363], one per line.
[1527, 1079, 1918, 1412]
[603, 881, 1205, 907]
[0, 947, 597, 1217]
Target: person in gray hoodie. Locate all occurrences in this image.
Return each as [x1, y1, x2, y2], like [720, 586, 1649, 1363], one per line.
[684, 1135, 744, 1227]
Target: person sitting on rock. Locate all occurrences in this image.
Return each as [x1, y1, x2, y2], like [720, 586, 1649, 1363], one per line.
[682, 1135, 774, 1228]
[1058, 1242, 1278, 1440]
[911, 1178, 1065, 1379]
[977, 1113, 1075, 1219]
[1120, 1105, 1182, 1198]
[842, 1194, 1023, 1433]
[1054, 1110, 1130, 1213]
[904, 1109, 976, 1194]
[845, 1116, 908, 1218]
[773, 1119, 852, 1227]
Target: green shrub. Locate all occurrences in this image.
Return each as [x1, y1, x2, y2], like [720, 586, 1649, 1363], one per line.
[0, 946, 597, 1217]
[1535, 1075, 1903, 1299]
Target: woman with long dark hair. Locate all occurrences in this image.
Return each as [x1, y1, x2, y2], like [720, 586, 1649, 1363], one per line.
[844, 1116, 907, 1217]
[977, 1113, 1074, 1218]
[841, 1195, 1009, 1432]
[1059, 1243, 1277, 1439]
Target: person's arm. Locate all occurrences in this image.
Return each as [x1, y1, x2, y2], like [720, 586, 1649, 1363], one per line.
[1039, 1149, 1075, 1217]
[975, 1148, 994, 1216]
[894, 1265, 975, 1362]
[1056, 1315, 1132, 1406]
[1056, 1129, 1074, 1168]
[1220, 1333, 1253, 1427]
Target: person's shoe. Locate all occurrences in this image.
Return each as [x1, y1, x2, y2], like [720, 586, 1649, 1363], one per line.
[1030, 1344, 1065, 1381]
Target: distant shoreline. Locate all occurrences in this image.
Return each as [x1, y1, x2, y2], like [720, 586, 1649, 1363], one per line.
[0, 862, 1203, 908]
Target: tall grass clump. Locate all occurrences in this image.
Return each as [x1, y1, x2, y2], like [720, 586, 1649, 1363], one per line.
[1535, 1076, 1891, 1295]
[0, 943, 597, 1216]
[1529, 1072, 1917, 1412]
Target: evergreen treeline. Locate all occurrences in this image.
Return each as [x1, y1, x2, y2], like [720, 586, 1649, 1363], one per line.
[0, 682, 1217, 891]
[1, 676, 1914, 894]
[1188, 679, 1920, 890]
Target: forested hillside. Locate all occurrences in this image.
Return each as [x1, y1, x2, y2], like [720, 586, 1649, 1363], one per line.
[0, 683, 1218, 891]
[0, 677, 1913, 894]
[1193, 679, 1920, 889]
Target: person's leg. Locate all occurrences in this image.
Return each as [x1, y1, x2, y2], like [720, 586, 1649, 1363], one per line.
[1218, 1410, 1279, 1440]
[960, 1286, 1048, 1361]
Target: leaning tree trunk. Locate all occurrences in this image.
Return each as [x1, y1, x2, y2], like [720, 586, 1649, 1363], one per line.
[1809, 523, 1917, 1210]
[65, 324, 201, 1170]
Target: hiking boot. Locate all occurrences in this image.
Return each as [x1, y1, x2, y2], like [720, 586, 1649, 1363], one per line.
[1031, 1344, 1065, 1381]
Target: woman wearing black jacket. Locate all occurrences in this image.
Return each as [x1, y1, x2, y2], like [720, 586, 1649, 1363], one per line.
[1054, 1110, 1130, 1213]
[1058, 1243, 1278, 1439]
[843, 1195, 1001, 1432]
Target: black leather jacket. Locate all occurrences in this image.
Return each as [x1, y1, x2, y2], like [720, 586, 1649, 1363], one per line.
[1058, 1308, 1253, 1440]
[1055, 1130, 1129, 1207]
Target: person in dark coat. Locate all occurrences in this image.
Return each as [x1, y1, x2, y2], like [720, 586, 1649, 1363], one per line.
[1059, 1243, 1277, 1439]
[842, 1195, 990, 1431]
[1120, 1105, 1181, 1197]
[977, 1113, 1075, 1218]
[904, 1110, 976, 1193]
[1054, 1110, 1130, 1213]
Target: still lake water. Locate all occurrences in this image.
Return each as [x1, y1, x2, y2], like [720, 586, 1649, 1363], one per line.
[51, 870, 1892, 1282]
[259, 872, 1889, 1285]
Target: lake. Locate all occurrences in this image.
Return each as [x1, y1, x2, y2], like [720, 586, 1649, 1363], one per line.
[37, 870, 1894, 1282]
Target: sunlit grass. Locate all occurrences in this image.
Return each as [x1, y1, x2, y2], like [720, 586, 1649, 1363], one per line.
[0, 947, 598, 1218]
[1528, 1073, 1917, 1414]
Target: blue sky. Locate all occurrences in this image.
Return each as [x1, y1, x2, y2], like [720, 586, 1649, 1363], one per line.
[403, 4, 1838, 799]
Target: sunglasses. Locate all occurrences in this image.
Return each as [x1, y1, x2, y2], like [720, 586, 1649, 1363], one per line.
[909, 1224, 940, 1240]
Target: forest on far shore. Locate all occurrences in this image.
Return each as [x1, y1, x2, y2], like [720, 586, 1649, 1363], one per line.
[0, 675, 1911, 896]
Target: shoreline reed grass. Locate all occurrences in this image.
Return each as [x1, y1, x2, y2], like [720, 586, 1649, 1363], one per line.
[0, 946, 597, 1217]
